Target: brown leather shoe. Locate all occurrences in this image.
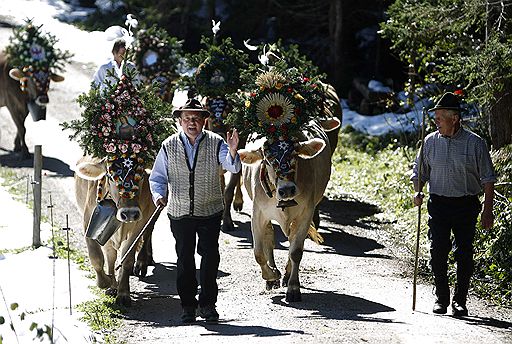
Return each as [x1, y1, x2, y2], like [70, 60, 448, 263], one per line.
[451, 301, 468, 317]
[433, 301, 448, 314]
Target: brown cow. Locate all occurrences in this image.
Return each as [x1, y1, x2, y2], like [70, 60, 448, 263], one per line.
[239, 119, 338, 302]
[204, 96, 244, 232]
[74, 155, 156, 306]
[0, 52, 64, 159]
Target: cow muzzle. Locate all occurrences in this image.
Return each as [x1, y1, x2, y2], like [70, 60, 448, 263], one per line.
[277, 181, 297, 200]
[117, 207, 142, 222]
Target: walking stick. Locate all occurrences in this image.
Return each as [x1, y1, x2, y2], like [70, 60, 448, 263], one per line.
[412, 107, 427, 311]
[115, 204, 164, 271]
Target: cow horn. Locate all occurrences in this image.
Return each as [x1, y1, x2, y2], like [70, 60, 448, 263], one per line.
[9, 68, 24, 81]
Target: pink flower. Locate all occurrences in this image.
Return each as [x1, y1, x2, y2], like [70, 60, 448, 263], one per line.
[105, 143, 116, 153]
[131, 143, 142, 153]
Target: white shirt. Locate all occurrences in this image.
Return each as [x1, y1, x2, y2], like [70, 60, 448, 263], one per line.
[92, 59, 139, 91]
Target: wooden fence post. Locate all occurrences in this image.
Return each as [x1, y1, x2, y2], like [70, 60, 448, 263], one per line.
[33, 145, 42, 247]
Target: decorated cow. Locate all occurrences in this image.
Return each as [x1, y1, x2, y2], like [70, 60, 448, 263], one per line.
[232, 70, 340, 301]
[1, 19, 71, 159]
[62, 74, 173, 305]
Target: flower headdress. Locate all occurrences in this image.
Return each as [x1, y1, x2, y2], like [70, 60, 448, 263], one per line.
[61, 70, 174, 165]
[127, 25, 183, 101]
[178, 21, 248, 98]
[227, 69, 323, 141]
[5, 18, 72, 72]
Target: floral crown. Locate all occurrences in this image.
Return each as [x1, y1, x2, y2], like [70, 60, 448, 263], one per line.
[61, 70, 174, 165]
[128, 25, 183, 99]
[5, 18, 72, 72]
[228, 70, 323, 141]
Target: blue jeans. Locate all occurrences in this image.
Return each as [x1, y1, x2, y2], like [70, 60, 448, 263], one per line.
[169, 214, 221, 308]
[427, 194, 481, 305]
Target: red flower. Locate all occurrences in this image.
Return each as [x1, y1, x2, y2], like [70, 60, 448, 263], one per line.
[454, 89, 464, 96]
[268, 125, 276, 133]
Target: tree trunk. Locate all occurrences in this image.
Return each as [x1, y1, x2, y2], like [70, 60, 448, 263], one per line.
[329, 0, 343, 90]
[489, 83, 512, 149]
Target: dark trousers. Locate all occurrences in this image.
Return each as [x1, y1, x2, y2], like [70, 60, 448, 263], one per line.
[427, 194, 481, 305]
[169, 214, 221, 309]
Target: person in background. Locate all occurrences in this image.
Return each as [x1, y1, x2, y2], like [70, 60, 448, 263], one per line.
[92, 38, 138, 90]
[411, 92, 496, 317]
[149, 98, 240, 323]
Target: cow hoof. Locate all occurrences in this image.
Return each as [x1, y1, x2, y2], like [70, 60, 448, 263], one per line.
[233, 201, 243, 212]
[282, 276, 289, 287]
[285, 290, 302, 302]
[133, 263, 148, 278]
[266, 280, 280, 290]
[105, 287, 118, 297]
[116, 294, 131, 307]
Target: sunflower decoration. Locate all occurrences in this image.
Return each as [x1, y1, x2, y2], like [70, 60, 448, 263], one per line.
[61, 69, 174, 166]
[127, 25, 183, 102]
[228, 70, 323, 141]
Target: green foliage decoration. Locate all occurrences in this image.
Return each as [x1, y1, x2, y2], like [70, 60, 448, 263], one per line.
[127, 25, 183, 100]
[61, 70, 174, 165]
[5, 18, 73, 71]
[179, 36, 249, 97]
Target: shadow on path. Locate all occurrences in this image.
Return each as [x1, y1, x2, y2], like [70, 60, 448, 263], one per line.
[0, 150, 74, 177]
[271, 286, 398, 323]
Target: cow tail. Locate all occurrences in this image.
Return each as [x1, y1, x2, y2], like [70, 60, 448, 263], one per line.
[307, 224, 324, 245]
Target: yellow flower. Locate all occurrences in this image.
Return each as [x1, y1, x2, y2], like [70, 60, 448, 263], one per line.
[245, 100, 251, 108]
[294, 93, 304, 101]
[275, 82, 283, 90]
[256, 92, 294, 125]
[291, 116, 297, 124]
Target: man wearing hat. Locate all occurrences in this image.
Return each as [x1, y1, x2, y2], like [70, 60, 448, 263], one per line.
[411, 92, 496, 316]
[149, 98, 240, 323]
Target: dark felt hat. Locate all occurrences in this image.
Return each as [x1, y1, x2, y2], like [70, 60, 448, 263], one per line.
[428, 92, 461, 112]
[172, 98, 210, 118]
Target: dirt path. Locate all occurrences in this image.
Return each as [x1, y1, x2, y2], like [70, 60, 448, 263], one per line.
[0, 26, 510, 344]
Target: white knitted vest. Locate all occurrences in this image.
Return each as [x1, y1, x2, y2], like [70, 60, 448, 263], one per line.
[165, 132, 224, 219]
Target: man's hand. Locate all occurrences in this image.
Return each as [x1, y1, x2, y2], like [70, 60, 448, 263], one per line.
[413, 192, 424, 207]
[227, 128, 239, 158]
[156, 197, 167, 207]
[481, 204, 494, 229]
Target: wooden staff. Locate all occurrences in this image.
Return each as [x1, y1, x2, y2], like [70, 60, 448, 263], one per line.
[115, 204, 164, 271]
[413, 107, 427, 311]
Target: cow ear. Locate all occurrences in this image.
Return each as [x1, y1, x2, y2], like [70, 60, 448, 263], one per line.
[320, 117, 341, 132]
[51, 73, 65, 82]
[9, 68, 23, 81]
[75, 156, 106, 180]
[238, 149, 263, 164]
[296, 138, 326, 159]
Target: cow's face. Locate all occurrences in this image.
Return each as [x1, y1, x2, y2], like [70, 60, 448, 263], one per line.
[76, 155, 145, 222]
[9, 67, 64, 121]
[240, 137, 326, 206]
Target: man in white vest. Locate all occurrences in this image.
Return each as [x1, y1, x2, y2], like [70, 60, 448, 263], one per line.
[149, 98, 240, 323]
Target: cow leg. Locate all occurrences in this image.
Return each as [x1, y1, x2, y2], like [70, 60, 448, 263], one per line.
[116, 239, 136, 307]
[222, 171, 240, 232]
[285, 220, 309, 302]
[7, 105, 29, 159]
[252, 213, 281, 287]
[134, 226, 155, 277]
[85, 237, 112, 289]
[232, 172, 244, 211]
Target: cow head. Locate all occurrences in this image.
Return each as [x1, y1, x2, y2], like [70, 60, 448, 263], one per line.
[9, 67, 64, 121]
[239, 137, 326, 207]
[76, 154, 146, 222]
